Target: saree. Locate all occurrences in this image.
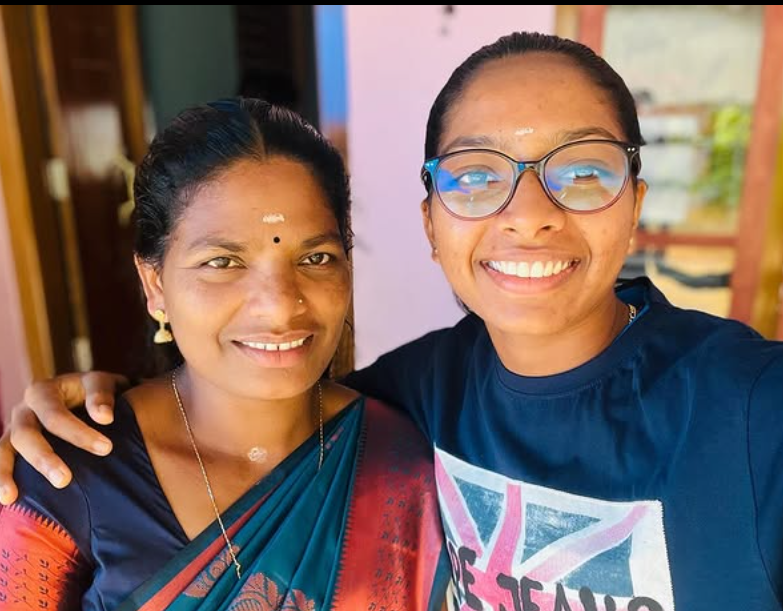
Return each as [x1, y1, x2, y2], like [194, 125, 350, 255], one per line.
[116, 398, 449, 611]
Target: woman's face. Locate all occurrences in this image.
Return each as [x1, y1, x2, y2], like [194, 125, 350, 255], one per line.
[138, 157, 351, 400]
[422, 53, 646, 341]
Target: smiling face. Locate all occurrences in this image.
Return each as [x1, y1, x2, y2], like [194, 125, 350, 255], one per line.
[138, 157, 351, 401]
[422, 53, 646, 347]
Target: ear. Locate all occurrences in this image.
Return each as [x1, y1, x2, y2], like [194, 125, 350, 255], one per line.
[628, 179, 648, 255]
[632, 179, 647, 231]
[135, 255, 166, 317]
[420, 200, 439, 262]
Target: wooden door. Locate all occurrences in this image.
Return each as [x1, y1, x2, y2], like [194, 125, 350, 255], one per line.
[40, 4, 149, 373]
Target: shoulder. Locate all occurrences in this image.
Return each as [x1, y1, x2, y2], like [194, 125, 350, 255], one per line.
[342, 315, 486, 404]
[322, 381, 361, 420]
[14, 393, 151, 554]
[373, 314, 488, 369]
[42, 393, 144, 466]
[619, 279, 782, 397]
[363, 397, 432, 454]
[637, 281, 774, 376]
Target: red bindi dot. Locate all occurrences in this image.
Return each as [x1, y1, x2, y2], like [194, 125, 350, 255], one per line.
[273, 237, 281, 244]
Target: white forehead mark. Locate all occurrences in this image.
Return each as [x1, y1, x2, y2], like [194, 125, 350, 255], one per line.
[261, 213, 286, 224]
[515, 127, 535, 136]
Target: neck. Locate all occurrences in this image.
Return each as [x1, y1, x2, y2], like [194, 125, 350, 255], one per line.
[489, 296, 630, 377]
[172, 367, 319, 461]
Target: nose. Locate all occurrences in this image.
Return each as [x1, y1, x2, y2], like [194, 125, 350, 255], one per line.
[496, 168, 567, 238]
[242, 264, 306, 326]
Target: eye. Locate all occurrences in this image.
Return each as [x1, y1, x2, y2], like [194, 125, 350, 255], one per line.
[440, 168, 501, 193]
[552, 162, 615, 187]
[574, 167, 598, 179]
[568, 165, 606, 183]
[566, 164, 603, 181]
[458, 170, 500, 188]
[204, 257, 240, 269]
[302, 253, 334, 266]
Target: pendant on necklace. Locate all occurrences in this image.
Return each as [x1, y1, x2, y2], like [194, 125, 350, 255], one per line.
[247, 446, 268, 463]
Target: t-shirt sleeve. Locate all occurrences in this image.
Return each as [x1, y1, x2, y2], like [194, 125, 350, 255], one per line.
[343, 328, 452, 443]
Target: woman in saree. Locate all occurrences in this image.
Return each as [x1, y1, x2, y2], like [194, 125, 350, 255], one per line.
[0, 99, 449, 610]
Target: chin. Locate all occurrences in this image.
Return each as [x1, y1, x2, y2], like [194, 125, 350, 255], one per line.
[491, 310, 573, 338]
[225, 370, 314, 401]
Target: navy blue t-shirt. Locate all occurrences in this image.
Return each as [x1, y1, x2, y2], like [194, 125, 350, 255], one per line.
[347, 278, 783, 611]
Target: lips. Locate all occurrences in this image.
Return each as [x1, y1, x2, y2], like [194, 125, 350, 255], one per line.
[236, 337, 309, 352]
[232, 334, 314, 368]
[485, 258, 578, 279]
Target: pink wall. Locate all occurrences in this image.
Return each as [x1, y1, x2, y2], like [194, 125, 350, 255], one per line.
[0, 183, 31, 417]
[345, 6, 555, 367]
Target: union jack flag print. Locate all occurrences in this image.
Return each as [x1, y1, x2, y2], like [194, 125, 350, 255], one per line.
[435, 448, 675, 611]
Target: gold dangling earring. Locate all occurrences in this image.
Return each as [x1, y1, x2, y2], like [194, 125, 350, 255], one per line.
[152, 309, 173, 344]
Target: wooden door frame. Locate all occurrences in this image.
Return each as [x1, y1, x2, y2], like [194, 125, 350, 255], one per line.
[3, 5, 77, 372]
[0, 7, 54, 378]
[34, 5, 150, 370]
[730, 5, 783, 331]
[778, 289, 783, 340]
[31, 4, 95, 371]
[0, 6, 151, 379]
[116, 5, 149, 163]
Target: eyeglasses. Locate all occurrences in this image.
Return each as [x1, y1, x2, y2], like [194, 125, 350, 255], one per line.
[421, 139, 642, 220]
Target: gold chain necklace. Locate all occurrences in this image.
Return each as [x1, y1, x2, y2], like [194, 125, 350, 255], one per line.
[628, 303, 638, 325]
[170, 371, 324, 580]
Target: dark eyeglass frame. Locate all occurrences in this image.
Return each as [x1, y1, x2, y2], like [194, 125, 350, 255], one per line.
[421, 139, 643, 220]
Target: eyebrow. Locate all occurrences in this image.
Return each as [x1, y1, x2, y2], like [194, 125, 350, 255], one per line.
[300, 232, 344, 250]
[186, 231, 344, 253]
[186, 235, 246, 253]
[554, 126, 620, 143]
[440, 135, 499, 154]
[440, 126, 622, 156]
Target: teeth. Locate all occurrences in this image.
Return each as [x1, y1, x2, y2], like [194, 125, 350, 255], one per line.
[487, 260, 573, 279]
[241, 337, 307, 351]
[531, 262, 544, 278]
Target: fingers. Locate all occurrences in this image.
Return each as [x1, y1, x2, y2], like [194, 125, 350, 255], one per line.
[2, 371, 128, 498]
[10, 405, 73, 489]
[22, 373, 118, 455]
[82, 372, 127, 425]
[0, 431, 18, 505]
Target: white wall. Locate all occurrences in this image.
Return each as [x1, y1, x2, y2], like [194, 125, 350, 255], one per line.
[345, 5, 555, 367]
[603, 5, 763, 107]
[0, 185, 32, 417]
